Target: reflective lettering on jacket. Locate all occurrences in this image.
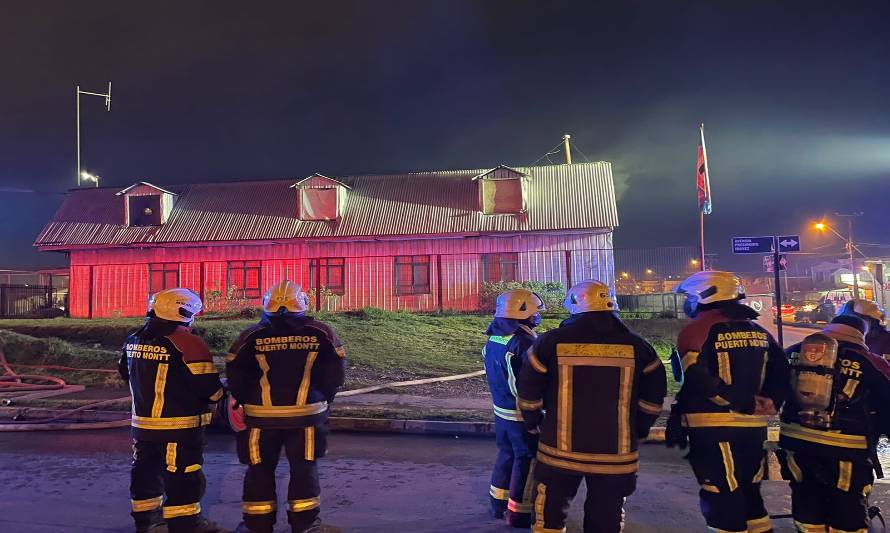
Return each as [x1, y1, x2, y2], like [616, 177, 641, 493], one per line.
[675, 308, 789, 432]
[780, 339, 890, 460]
[119, 325, 224, 440]
[226, 314, 346, 429]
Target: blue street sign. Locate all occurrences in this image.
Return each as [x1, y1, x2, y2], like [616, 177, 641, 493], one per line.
[732, 236, 774, 254]
[778, 235, 801, 253]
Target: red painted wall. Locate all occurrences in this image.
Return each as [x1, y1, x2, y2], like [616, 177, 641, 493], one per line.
[66, 232, 613, 317]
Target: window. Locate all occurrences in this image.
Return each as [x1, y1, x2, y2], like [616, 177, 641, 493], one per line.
[308, 258, 345, 295]
[128, 195, 162, 226]
[149, 263, 179, 293]
[227, 260, 262, 299]
[479, 178, 524, 214]
[394, 255, 431, 295]
[481, 253, 518, 283]
[298, 188, 340, 221]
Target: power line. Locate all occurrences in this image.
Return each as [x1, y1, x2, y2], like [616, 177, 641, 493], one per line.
[530, 140, 565, 166]
[571, 142, 592, 163]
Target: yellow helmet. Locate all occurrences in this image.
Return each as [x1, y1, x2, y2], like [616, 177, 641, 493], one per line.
[839, 299, 886, 325]
[262, 280, 308, 314]
[494, 289, 546, 319]
[564, 280, 617, 314]
[675, 271, 745, 312]
[149, 288, 202, 324]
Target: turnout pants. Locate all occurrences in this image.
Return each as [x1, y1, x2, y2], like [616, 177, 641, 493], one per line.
[130, 438, 206, 533]
[687, 429, 771, 533]
[489, 417, 538, 525]
[532, 462, 636, 533]
[237, 425, 328, 533]
[777, 449, 874, 533]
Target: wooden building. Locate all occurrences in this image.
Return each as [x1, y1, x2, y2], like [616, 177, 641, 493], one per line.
[34, 163, 619, 318]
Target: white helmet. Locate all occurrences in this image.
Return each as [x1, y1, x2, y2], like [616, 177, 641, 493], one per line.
[263, 280, 309, 314]
[564, 280, 617, 314]
[494, 289, 546, 319]
[149, 288, 202, 324]
[675, 271, 745, 314]
[839, 299, 886, 325]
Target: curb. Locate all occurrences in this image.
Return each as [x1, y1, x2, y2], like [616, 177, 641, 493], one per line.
[0, 407, 782, 443]
[328, 418, 782, 443]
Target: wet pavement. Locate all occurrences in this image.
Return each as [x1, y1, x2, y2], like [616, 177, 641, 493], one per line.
[1, 429, 889, 532]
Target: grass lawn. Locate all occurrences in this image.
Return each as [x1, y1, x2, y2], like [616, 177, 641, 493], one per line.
[0, 310, 684, 393]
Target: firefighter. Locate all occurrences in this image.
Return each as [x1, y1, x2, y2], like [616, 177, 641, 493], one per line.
[484, 289, 545, 528]
[778, 315, 890, 533]
[119, 288, 228, 533]
[839, 299, 890, 359]
[227, 280, 346, 533]
[517, 280, 667, 533]
[665, 271, 789, 533]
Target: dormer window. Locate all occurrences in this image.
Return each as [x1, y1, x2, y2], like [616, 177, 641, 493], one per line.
[117, 182, 177, 227]
[473, 165, 528, 215]
[291, 174, 350, 221]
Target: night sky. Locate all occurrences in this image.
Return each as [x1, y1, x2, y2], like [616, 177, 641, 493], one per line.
[3, 1, 889, 270]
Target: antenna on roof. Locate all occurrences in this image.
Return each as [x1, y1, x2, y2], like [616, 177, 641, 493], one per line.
[75, 81, 113, 187]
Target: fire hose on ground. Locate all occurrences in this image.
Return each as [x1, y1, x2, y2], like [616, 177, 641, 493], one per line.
[0, 346, 487, 431]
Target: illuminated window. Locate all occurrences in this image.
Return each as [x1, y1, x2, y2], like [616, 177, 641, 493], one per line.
[227, 260, 262, 299]
[479, 178, 524, 214]
[299, 188, 340, 221]
[395, 255, 430, 295]
[308, 258, 345, 295]
[148, 263, 179, 293]
[481, 253, 518, 283]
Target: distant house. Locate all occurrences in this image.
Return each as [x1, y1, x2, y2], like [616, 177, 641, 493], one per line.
[34, 162, 619, 318]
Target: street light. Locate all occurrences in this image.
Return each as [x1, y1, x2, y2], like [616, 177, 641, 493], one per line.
[76, 82, 112, 187]
[80, 171, 100, 187]
[814, 215, 864, 298]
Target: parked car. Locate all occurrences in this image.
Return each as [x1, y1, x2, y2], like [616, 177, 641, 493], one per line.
[772, 304, 796, 323]
[794, 299, 836, 324]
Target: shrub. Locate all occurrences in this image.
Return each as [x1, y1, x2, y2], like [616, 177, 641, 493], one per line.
[480, 281, 566, 313]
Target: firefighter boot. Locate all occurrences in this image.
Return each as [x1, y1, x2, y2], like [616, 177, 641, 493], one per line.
[189, 517, 231, 533]
[505, 511, 532, 529]
[297, 518, 342, 533]
[234, 523, 265, 533]
[135, 510, 167, 533]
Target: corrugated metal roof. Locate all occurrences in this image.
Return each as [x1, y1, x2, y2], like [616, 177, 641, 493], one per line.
[35, 162, 618, 248]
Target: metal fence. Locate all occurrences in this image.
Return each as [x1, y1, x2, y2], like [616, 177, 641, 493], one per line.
[0, 285, 68, 318]
[617, 293, 685, 318]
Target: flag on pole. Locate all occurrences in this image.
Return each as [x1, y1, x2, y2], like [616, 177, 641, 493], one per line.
[697, 123, 712, 215]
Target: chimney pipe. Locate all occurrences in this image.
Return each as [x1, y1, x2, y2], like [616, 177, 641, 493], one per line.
[563, 134, 572, 165]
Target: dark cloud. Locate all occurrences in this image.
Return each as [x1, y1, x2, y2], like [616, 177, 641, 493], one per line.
[1, 1, 889, 269]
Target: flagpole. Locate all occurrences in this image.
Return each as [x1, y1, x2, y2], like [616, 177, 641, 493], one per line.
[700, 210, 705, 271]
[698, 123, 709, 271]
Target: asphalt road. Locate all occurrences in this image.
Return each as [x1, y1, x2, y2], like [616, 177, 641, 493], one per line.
[2, 429, 889, 532]
[757, 320, 815, 348]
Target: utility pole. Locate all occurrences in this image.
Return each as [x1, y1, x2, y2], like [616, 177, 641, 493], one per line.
[772, 236, 784, 347]
[76, 82, 112, 187]
[563, 134, 572, 165]
[836, 213, 863, 299]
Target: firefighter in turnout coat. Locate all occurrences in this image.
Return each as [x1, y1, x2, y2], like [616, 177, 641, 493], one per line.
[484, 289, 545, 527]
[778, 315, 890, 533]
[227, 281, 346, 533]
[517, 280, 667, 533]
[120, 288, 228, 533]
[839, 299, 890, 360]
[666, 271, 790, 533]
